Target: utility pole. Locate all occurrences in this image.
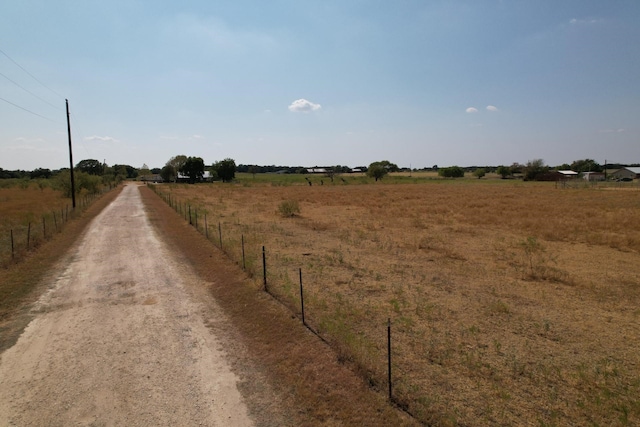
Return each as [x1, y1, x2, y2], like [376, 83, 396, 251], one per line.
[66, 99, 76, 208]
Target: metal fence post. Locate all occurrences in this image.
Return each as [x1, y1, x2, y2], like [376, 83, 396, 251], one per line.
[300, 268, 305, 325]
[241, 234, 246, 270]
[262, 246, 267, 292]
[388, 318, 392, 401]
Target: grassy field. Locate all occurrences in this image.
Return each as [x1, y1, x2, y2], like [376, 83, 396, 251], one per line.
[153, 174, 640, 426]
[0, 182, 72, 266]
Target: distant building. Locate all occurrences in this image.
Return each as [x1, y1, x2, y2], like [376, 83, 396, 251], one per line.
[176, 171, 214, 183]
[535, 170, 578, 181]
[582, 172, 605, 181]
[611, 167, 640, 180]
[140, 174, 163, 183]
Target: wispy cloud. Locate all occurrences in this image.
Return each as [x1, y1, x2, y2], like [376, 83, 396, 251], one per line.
[465, 107, 478, 113]
[486, 105, 499, 112]
[15, 137, 45, 143]
[599, 128, 625, 134]
[289, 99, 322, 113]
[84, 135, 119, 143]
[570, 18, 601, 25]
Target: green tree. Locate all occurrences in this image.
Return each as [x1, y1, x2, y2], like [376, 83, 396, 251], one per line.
[55, 170, 102, 197]
[510, 163, 523, 175]
[167, 155, 188, 174]
[438, 166, 465, 178]
[160, 164, 176, 182]
[112, 164, 138, 179]
[523, 159, 548, 181]
[570, 159, 602, 173]
[180, 157, 205, 183]
[367, 162, 388, 181]
[139, 163, 151, 177]
[473, 168, 486, 179]
[30, 168, 52, 179]
[378, 160, 400, 172]
[76, 159, 104, 175]
[496, 165, 511, 179]
[213, 158, 236, 182]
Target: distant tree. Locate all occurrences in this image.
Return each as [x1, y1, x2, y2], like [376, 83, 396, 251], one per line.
[55, 170, 102, 197]
[571, 159, 602, 173]
[523, 159, 548, 181]
[180, 157, 205, 183]
[139, 163, 151, 177]
[496, 165, 511, 179]
[247, 165, 258, 178]
[379, 160, 400, 172]
[473, 168, 486, 179]
[160, 165, 176, 182]
[167, 155, 188, 174]
[367, 162, 388, 181]
[112, 164, 138, 179]
[76, 159, 104, 175]
[509, 163, 523, 175]
[325, 165, 345, 182]
[150, 167, 161, 174]
[30, 168, 52, 179]
[438, 166, 465, 178]
[213, 158, 236, 182]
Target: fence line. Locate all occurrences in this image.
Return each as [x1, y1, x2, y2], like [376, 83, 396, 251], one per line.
[1, 188, 112, 267]
[148, 184, 412, 415]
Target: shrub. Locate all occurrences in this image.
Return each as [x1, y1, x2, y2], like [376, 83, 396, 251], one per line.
[278, 200, 300, 217]
[438, 166, 465, 178]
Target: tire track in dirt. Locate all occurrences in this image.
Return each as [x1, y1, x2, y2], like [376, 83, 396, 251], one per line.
[0, 183, 254, 426]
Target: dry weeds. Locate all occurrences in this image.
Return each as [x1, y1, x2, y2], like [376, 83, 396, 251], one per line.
[156, 180, 640, 426]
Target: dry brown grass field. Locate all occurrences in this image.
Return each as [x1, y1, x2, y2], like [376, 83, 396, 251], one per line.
[0, 183, 72, 265]
[157, 178, 640, 426]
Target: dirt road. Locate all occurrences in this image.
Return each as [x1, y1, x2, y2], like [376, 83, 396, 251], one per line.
[0, 184, 255, 426]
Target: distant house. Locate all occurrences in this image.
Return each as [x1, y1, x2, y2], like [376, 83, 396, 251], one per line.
[535, 170, 578, 181]
[611, 167, 640, 180]
[306, 168, 328, 174]
[140, 174, 163, 183]
[176, 171, 214, 183]
[582, 172, 605, 182]
[557, 170, 579, 179]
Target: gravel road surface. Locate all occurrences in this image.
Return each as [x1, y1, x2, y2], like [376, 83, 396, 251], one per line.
[0, 184, 255, 426]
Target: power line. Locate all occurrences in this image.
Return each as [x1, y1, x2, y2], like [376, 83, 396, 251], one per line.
[0, 47, 65, 99]
[0, 70, 62, 110]
[0, 96, 60, 123]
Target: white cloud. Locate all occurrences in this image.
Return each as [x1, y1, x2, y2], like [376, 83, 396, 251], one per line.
[84, 135, 119, 143]
[288, 99, 322, 113]
[570, 18, 600, 25]
[599, 128, 625, 134]
[466, 107, 478, 113]
[486, 105, 499, 112]
[15, 137, 45, 143]
[191, 134, 203, 139]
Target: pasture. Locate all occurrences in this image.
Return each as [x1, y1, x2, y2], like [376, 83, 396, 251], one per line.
[0, 181, 70, 265]
[158, 175, 640, 426]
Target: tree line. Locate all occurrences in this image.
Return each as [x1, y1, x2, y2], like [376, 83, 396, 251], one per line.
[2, 158, 637, 184]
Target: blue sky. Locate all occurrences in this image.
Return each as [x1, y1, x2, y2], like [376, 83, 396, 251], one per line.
[1, 1, 638, 170]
